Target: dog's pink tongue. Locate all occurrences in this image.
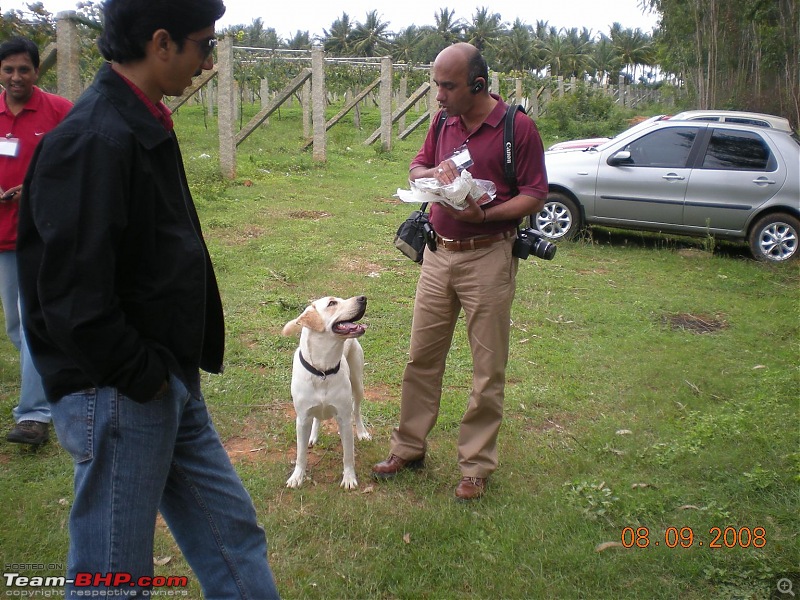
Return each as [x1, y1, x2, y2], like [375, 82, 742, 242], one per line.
[334, 322, 366, 335]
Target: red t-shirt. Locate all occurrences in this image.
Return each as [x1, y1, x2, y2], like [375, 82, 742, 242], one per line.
[0, 86, 73, 250]
[410, 96, 548, 240]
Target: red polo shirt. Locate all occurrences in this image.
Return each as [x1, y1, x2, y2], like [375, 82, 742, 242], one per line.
[0, 86, 72, 250]
[410, 95, 548, 240]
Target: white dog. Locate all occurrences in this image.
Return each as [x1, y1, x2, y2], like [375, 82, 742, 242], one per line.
[281, 295, 370, 490]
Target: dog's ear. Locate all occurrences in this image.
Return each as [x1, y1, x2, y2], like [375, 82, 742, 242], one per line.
[294, 305, 326, 332]
[281, 318, 303, 336]
[283, 305, 327, 336]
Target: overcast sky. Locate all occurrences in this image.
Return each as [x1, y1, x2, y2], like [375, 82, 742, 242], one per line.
[5, 0, 659, 41]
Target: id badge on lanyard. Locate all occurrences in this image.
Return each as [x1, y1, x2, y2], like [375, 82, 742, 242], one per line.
[0, 137, 20, 158]
[448, 144, 473, 171]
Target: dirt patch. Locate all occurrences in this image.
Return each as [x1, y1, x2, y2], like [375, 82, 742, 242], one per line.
[575, 268, 611, 275]
[677, 248, 713, 259]
[364, 383, 395, 403]
[214, 224, 268, 246]
[225, 435, 285, 465]
[223, 412, 288, 465]
[222, 387, 393, 466]
[523, 410, 580, 434]
[664, 312, 728, 334]
[339, 255, 387, 276]
[288, 210, 330, 220]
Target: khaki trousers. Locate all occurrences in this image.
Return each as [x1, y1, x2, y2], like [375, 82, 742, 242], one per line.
[390, 236, 518, 478]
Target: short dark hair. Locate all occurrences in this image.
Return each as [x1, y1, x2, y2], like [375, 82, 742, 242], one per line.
[0, 37, 40, 69]
[97, 0, 226, 63]
[467, 50, 488, 86]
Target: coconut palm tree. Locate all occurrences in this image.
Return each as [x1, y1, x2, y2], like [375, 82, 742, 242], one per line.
[286, 30, 311, 50]
[496, 18, 533, 73]
[591, 34, 623, 84]
[391, 25, 422, 64]
[560, 27, 594, 78]
[465, 7, 504, 53]
[540, 27, 574, 77]
[349, 10, 391, 57]
[433, 8, 465, 45]
[322, 12, 354, 56]
[610, 23, 654, 83]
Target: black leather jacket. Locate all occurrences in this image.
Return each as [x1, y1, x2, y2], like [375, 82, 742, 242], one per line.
[18, 63, 224, 403]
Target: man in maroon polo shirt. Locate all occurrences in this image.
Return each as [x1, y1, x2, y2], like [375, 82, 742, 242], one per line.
[373, 42, 548, 500]
[0, 36, 72, 446]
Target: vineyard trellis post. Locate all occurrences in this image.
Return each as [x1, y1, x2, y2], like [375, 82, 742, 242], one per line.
[302, 78, 311, 138]
[55, 12, 81, 102]
[217, 35, 236, 179]
[259, 78, 269, 126]
[619, 75, 627, 108]
[428, 69, 437, 120]
[378, 56, 393, 152]
[311, 45, 326, 162]
[397, 75, 408, 134]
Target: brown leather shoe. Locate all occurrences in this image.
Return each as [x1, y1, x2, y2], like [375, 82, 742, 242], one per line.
[371, 454, 425, 480]
[7, 420, 49, 446]
[455, 476, 487, 501]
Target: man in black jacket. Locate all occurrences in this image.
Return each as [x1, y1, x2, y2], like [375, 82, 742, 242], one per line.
[17, 1, 279, 597]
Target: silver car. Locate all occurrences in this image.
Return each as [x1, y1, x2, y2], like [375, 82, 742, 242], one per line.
[535, 119, 800, 262]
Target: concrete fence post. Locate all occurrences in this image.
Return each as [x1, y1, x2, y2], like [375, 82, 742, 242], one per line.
[311, 45, 326, 162]
[302, 78, 311, 138]
[397, 74, 408, 134]
[217, 36, 236, 179]
[55, 12, 81, 102]
[379, 56, 392, 151]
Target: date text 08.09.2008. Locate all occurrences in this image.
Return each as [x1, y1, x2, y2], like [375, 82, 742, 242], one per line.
[621, 526, 766, 549]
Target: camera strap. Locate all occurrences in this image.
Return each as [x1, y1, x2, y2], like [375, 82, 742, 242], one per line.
[503, 104, 526, 195]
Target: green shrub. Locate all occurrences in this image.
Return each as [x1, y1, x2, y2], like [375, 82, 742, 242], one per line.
[538, 86, 629, 141]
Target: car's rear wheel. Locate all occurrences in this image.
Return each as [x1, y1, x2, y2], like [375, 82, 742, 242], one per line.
[534, 192, 581, 240]
[748, 213, 799, 262]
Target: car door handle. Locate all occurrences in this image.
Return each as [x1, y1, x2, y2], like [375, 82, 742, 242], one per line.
[662, 173, 685, 181]
[752, 177, 776, 185]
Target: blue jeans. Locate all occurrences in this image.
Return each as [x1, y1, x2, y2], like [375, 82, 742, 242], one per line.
[51, 372, 279, 599]
[0, 251, 49, 423]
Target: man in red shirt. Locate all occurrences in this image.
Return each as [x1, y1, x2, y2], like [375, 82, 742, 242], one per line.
[0, 36, 72, 446]
[373, 43, 548, 500]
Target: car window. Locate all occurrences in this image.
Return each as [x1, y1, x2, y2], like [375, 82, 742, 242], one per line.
[701, 129, 773, 171]
[621, 127, 697, 167]
[724, 117, 770, 127]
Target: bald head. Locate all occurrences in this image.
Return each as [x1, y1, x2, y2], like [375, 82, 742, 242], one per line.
[434, 43, 488, 90]
[433, 42, 489, 92]
[432, 42, 495, 121]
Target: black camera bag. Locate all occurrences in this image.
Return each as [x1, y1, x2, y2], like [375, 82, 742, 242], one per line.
[394, 203, 431, 263]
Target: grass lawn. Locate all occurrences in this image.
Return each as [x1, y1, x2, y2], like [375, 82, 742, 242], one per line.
[1, 102, 797, 599]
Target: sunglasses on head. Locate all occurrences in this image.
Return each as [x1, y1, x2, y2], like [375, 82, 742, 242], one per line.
[185, 36, 217, 59]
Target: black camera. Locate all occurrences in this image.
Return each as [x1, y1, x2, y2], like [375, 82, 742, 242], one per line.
[422, 221, 437, 251]
[512, 227, 556, 260]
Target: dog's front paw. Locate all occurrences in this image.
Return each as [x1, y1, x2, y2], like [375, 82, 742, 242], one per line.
[355, 419, 371, 441]
[286, 468, 306, 489]
[340, 469, 358, 490]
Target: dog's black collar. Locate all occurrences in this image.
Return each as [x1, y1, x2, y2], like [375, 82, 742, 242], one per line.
[298, 350, 341, 379]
